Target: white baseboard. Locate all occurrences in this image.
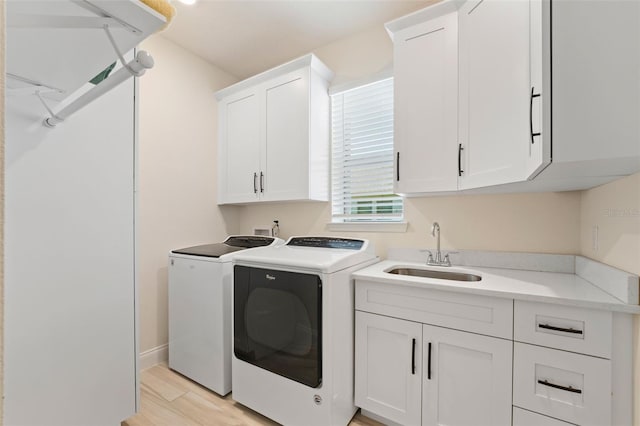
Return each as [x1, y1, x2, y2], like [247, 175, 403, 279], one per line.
[139, 343, 168, 371]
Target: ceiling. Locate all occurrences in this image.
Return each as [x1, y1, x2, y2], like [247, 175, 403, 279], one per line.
[161, 0, 435, 79]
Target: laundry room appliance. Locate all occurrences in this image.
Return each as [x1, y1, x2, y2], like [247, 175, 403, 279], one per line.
[168, 235, 282, 395]
[232, 236, 378, 426]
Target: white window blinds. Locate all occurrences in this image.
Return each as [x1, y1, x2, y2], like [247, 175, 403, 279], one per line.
[331, 78, 403, 222]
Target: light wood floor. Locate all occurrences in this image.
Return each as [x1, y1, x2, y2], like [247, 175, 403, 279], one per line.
[122, 364, 383, 426]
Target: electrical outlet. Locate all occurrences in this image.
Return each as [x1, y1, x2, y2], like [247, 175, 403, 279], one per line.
[592, 225, 599, 252]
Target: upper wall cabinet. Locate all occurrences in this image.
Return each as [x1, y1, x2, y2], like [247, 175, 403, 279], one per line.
[216, 55, 334, 205]
[540, 0, 640, 186]
[457, 0, 536, 190]
[387, 4, 459, 195]
[388, 0, 640, 195]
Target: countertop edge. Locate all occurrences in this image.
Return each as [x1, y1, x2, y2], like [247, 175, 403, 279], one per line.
[352, 261, 640, 315]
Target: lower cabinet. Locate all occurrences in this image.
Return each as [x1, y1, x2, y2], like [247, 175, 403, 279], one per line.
[355, 280, 628, 426]
[512, 407, 575, 426]
[355, 311, 512, 426]
[355, 311, 422, 426]
[513, 343, 611, 426]
[422, 324, 512, 426]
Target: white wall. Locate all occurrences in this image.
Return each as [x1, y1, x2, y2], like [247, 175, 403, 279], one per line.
[579, 172, 640, 426]
[137, 35, 239, 357]
[235, 192, 581, 258]
[580, 172, 640, 276]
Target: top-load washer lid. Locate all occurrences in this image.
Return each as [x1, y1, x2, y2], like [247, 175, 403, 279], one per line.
[232, 236, 378, 273]
[171, 236, 278, 258]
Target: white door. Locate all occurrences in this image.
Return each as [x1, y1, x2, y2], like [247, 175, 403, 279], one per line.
[262, 69, 310, 202]
[220, 90, 261, 203]
[394, 12, 458, 194]
[422, 324, 512, 426]
[458, 0, 531, 189]
[355, 311, 422, 426]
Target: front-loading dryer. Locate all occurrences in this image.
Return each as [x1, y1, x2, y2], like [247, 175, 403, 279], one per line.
[168, 235, 283, 395]
[231, 236, 378, 426]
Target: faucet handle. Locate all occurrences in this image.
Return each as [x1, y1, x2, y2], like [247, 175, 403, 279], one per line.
[421, 250, 434, 264]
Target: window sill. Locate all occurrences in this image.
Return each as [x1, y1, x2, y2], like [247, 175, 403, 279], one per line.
[325, 221, 408, 233]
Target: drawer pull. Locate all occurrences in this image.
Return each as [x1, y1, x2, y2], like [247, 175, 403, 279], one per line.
[538, 323, 583, 335]
[411, 338, 416, 375]
[537, 379, 582, 394]
[427, 342, 432, 380]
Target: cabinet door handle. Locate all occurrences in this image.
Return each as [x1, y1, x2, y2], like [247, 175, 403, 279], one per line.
[530, 87, 541, 144]
[538, 379, 582, 394]
[253, 172, 258, 194]
[458, 144, 464, 177]
[427, 342, 432, 380]
[411, 338, 416, 375]
[538, 323, 583, 335]
[259, 171, 264, 193]
[396, 152, 400, 181]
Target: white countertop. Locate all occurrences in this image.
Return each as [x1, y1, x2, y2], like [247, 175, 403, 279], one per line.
[353, 260, 640, 314]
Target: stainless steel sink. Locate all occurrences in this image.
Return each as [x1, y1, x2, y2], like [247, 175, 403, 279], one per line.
[387, 267, 482, 282]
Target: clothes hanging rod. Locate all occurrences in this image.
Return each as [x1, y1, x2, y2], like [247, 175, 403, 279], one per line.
[41, 50, 154, 127]
[37, 24, 154, 128]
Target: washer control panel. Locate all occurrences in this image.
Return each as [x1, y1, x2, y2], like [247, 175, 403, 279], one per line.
[286, 237, 364, 250]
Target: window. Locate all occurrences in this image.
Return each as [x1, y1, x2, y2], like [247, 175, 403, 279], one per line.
[331, 78, 403, 222]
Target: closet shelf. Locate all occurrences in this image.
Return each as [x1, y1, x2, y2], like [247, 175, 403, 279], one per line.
[7, 0, 167, 102]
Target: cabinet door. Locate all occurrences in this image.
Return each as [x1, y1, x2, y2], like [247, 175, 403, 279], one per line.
[458, 0, 531, 189]
[422, 324, 512, 426]
[219, 91, 261, 203]
[355, 311, 422, 426]
[262, 70, 310, 202]
[394, 12, 458, 194]
[526, 0, 548, 178]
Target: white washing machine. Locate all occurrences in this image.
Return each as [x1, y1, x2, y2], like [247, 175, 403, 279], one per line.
[168, 235, 283, 395]
[231, 236, 378, 426]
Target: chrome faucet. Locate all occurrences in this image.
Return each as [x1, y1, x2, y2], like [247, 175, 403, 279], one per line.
[426, 222, 451, 267]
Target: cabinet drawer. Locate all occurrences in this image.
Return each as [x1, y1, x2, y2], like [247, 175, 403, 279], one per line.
[513, 343, 611, 426]
[514, 300, 612, 358]
[513, 407, 575, 426]
[355, 280, 512, 339]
